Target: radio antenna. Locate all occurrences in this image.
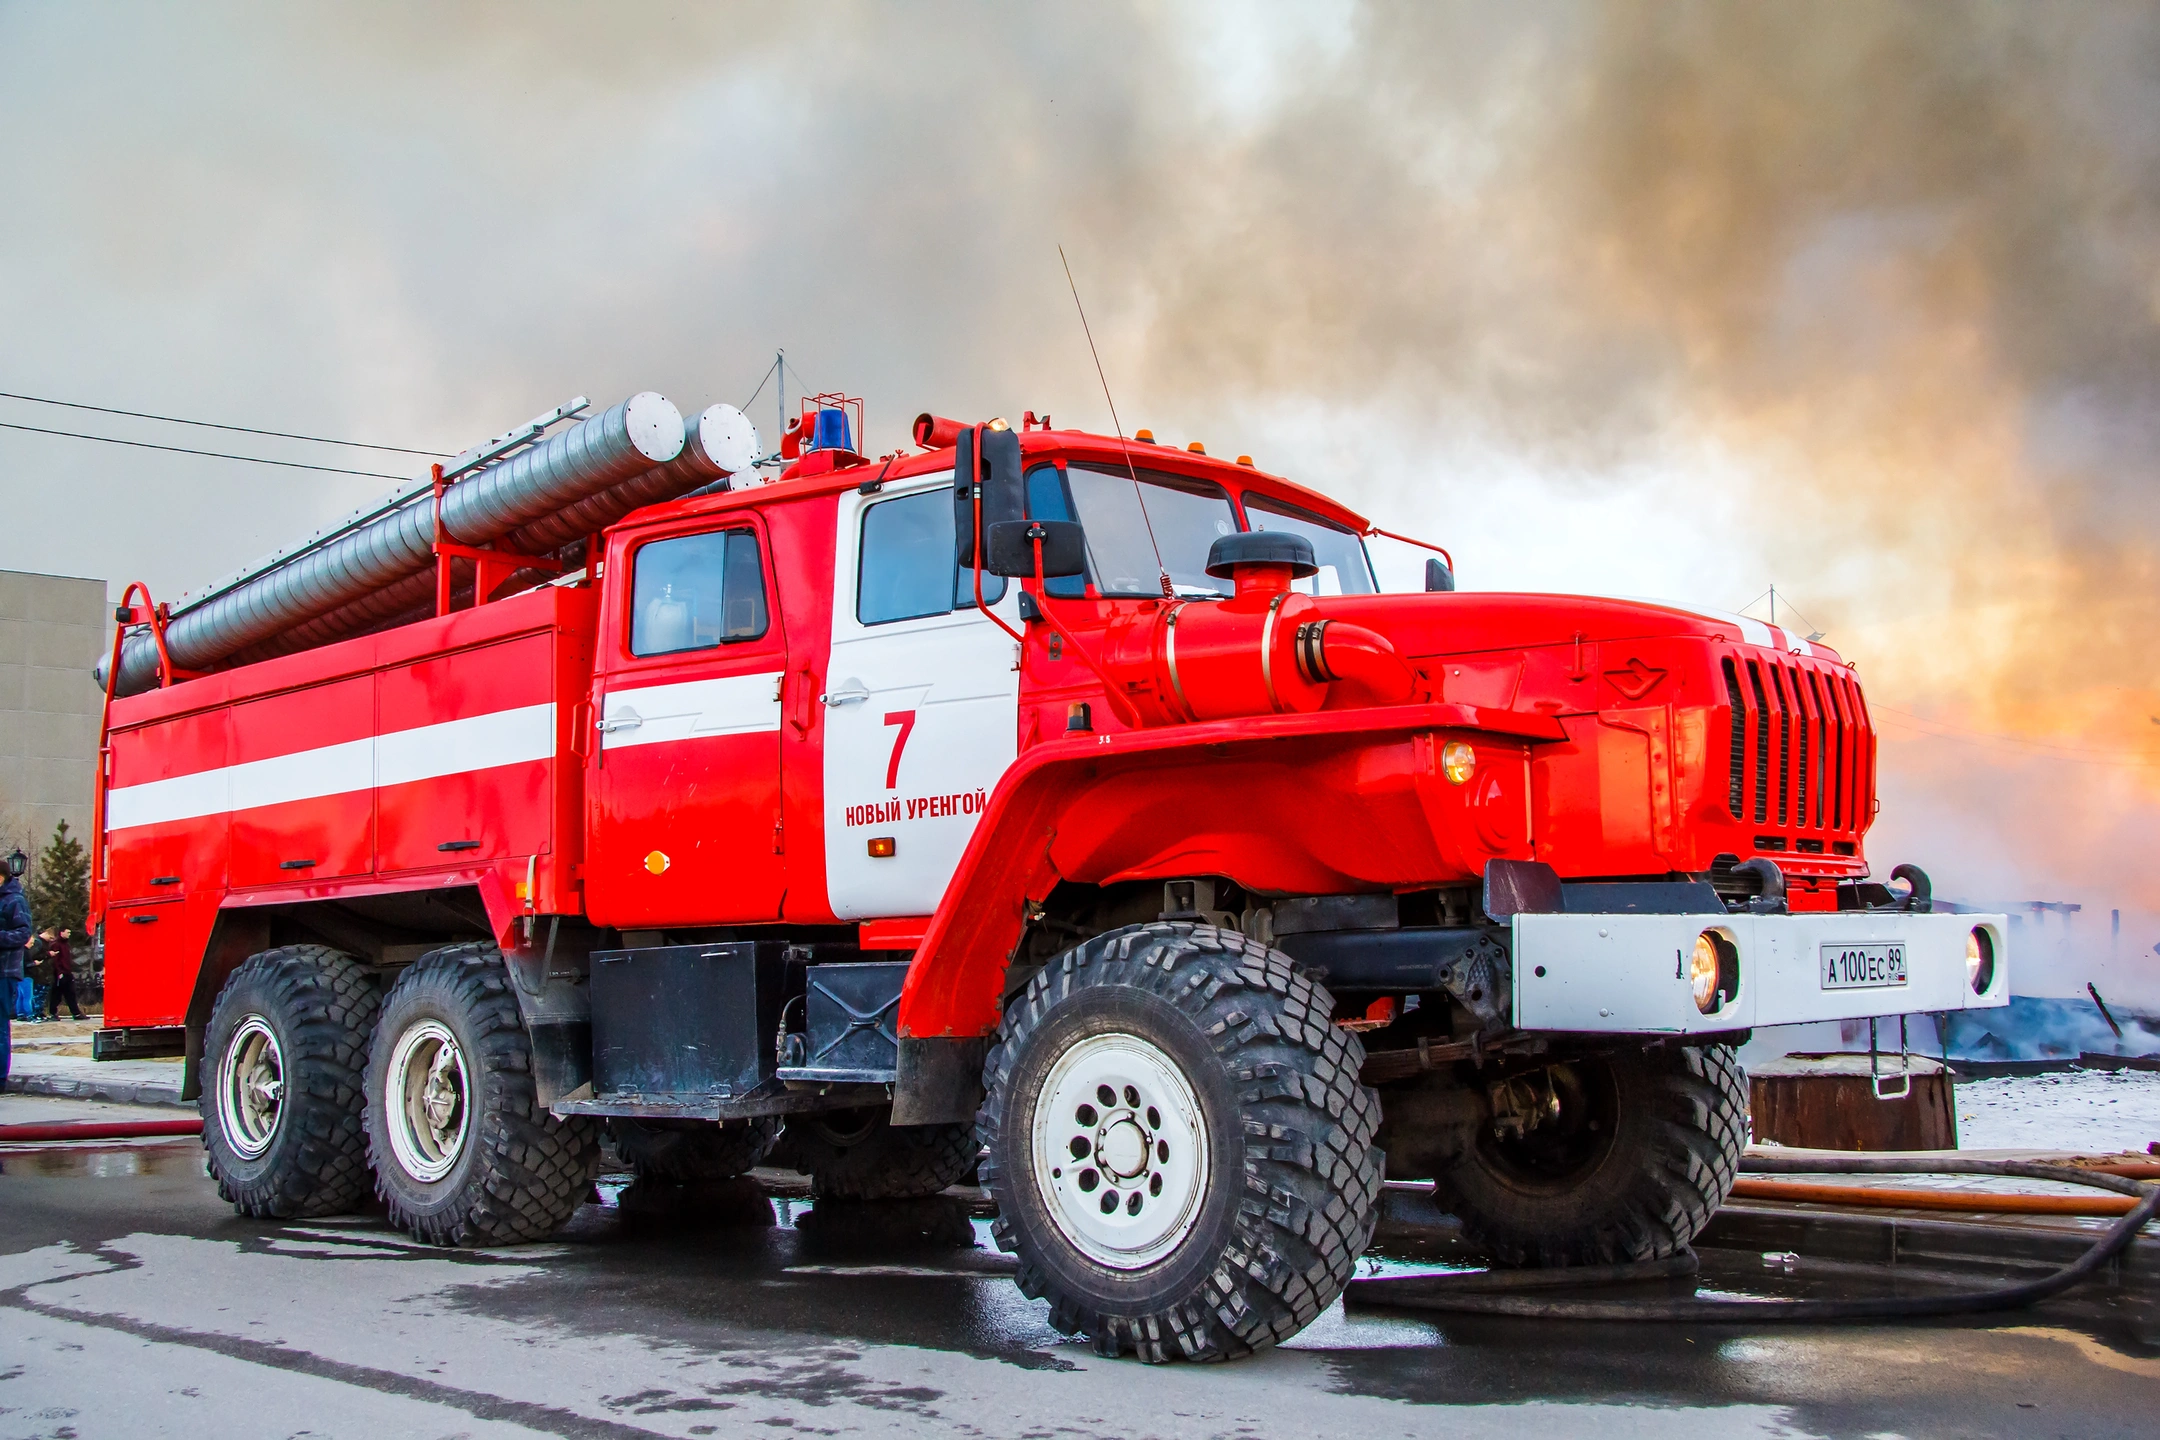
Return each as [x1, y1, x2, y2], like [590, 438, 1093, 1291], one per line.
[1059, 246, 1172, 598]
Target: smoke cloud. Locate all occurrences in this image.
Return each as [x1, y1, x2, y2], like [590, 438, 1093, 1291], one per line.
[2, 1, 2155, 921]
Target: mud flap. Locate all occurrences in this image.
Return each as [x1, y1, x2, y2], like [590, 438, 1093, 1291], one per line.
[504, 920, 596, 1108]
[891, 1036, 988, 1126]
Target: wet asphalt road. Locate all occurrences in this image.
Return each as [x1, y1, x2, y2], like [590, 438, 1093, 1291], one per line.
[2, 1126, 2157, 1439]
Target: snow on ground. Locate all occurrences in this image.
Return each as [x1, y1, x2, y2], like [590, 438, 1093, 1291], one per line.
[1953, 1067, 2160, 1153]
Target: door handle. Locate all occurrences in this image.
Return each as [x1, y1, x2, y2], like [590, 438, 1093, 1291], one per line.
[597, 714, 643, 733]
[821, 681, 870, 707]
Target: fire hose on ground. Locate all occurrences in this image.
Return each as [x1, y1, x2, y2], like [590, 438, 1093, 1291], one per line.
[0, 1118, 203, 1143]
[1349, 1155, 2160, 1322]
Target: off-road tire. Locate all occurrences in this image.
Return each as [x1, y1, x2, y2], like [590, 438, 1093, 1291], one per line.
[1433, 1042, 1747, 1268]
[200, 945, 379, 1218]
[979, 922, 1384, 1363]
[363, 944, 598, 1245]
[612, 1117, 778, 1184]
[776, 1109, 979, 1199]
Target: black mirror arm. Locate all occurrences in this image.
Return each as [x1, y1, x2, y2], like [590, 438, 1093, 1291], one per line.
[971, 488, 1027, 648]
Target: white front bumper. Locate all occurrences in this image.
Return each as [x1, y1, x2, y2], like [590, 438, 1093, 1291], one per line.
[1512, 910, 2008, 1035]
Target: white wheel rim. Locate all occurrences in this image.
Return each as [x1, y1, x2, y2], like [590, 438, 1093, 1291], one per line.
[384, 1019, 470, 1184]
[1030, 1031, 1211, 1271]
[217, 1016, 284, 1160]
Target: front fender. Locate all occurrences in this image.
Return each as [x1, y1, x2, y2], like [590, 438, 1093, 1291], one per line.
[896, 701, 1564, 1039]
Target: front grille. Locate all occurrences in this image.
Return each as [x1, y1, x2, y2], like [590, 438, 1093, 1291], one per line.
[1722, 659, 1747, 819]
[1772, 666, 1792, 825]
[1825, 672, 1845, 830]
[1723, 649, 1874, 855]
[1748, 661, 1770, 822]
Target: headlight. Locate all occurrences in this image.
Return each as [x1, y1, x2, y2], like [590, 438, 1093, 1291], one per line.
[1966, 926, 1996, 994]
[1691, 929, 1737, 1015]
[1441, 741, 1476, 785]
[1690, 932, 1721, 1013]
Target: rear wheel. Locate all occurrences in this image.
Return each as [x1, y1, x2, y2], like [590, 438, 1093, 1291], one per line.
[200, 945, 378, 1218]
[776, 1108, 978, 1199]
[364, 944, 598, 1245]
[979, 922, 1383, 1362]
[612, 1117, 777, 1184]
[1432, 1042, 1747, 1267]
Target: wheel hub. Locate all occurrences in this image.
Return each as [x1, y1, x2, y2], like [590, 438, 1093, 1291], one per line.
[1097, 1117, 1148, 1179]
[1030, 1032, 1210, 1271]
[217, 1016, 285, 1161]
[385, 1019, 471, 1184]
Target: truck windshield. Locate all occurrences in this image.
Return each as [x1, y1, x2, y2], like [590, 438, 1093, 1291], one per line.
[1061, 464, 1241, 597]
[1243, 493, 1377, 596]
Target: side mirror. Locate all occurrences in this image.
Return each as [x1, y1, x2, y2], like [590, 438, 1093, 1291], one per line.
[1424, 557, 1455, 592]
[954, 424, 1023, 568]
[986, 520, 1087, 579]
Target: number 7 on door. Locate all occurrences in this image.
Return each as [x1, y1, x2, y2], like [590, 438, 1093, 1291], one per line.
[883, 710, 916, 789]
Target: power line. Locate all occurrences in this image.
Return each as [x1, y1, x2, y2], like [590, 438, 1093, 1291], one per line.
[0, 419, 409, 480]
[0, 389, 451, 456]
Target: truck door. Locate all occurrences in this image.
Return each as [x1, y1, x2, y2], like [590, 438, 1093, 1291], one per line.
[823, 475, 1021, 920]
[587, 517, 788, 926]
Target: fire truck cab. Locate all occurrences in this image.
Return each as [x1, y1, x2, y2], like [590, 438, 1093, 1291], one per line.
[90, 397, 2009, 1363]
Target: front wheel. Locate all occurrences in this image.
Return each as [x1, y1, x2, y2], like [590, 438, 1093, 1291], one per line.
[979, 923, 1383, 1362]
[1432, 1042, 1747, 1267]
[364, 945, 598, 1245]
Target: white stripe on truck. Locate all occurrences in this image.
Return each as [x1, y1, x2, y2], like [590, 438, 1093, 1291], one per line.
[104, 702, 557, 831]
[597, 671, 784, 749]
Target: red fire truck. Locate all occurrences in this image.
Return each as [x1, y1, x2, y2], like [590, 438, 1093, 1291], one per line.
[87, 392, 2006, 1361]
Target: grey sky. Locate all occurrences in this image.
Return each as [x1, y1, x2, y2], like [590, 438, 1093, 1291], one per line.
[3, 1, 2156, 910]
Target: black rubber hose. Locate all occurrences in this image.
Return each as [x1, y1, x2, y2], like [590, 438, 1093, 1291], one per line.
[1351, 1156, 2158, 1322]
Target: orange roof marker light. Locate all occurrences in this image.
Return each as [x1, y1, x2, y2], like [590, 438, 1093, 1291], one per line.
[1187, 441, 1206, 454]
[1134, 428, 1155, 443]
[1236, 455, 1255, 467]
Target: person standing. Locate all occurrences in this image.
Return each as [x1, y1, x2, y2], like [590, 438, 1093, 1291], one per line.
[40, 927, 83, 1022]
[23, 931, 52, 1023]
[0, 852, 32, 1086]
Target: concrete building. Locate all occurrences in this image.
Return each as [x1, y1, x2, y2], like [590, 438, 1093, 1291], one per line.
[0, 568, 107, 858]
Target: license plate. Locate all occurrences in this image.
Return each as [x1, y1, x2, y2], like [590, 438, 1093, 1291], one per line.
[1820, 943, 1907, 990]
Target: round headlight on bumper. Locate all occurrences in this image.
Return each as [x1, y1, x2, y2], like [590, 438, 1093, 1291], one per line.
[1691, 929, 1739, 1015]
[1966, 926, 1997, 995]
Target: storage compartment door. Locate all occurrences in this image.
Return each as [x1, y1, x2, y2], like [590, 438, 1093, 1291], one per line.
[376, 632, 558, 873]
[105, 707, 231, 901]
[228, 675, 376, 888]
